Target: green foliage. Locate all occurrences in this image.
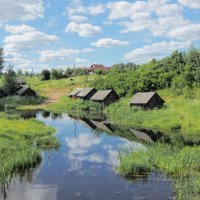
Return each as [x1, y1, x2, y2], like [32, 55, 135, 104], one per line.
[0, 48, 4, 74]
[0, 112, 58, 183]
[2, 68, 17, 96]
[41, 69, 50, 81]
[91, 48, 200, 97]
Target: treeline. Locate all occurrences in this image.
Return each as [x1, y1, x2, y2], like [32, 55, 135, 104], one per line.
[40, 68, 89, 81]
[90, 47, 200, 97]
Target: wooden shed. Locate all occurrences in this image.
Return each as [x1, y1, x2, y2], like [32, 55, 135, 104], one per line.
[16, 87, 37, 97]
[68, 88, 82, 98]
[76, 88, 97, 100]
[90, 89, 119, 106]
[130, 92, 165, 109]
[15, 78, 27, 86]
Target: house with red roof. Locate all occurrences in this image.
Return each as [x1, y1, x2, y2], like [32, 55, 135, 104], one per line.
[87, 64, 109, 75]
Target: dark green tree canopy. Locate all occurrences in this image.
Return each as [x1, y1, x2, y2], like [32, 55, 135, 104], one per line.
[41, 69, 51, 81]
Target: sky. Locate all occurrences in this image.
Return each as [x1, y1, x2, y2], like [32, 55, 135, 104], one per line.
[0, 0, 200, 72]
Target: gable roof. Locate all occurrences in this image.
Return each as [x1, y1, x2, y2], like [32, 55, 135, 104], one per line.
[77, 88, 96, 98]
[68, 88, 82, 97]
[16, 87, 35, 95]
[90, 89, 115, 101]
[130, 92, 158, 104]
[88, 64, 106, 71]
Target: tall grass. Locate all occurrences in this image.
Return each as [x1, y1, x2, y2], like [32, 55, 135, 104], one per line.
[118, 144, 200, 199]
[0, 112, 59, 184]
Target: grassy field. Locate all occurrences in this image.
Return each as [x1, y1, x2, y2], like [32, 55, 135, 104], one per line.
[0, 112, 59, 183]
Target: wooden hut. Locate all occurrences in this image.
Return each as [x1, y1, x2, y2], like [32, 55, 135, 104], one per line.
[90, 89, 119, 106]
[15, 78, 27, 86]
[16, 87, 37, 97]
[76, 88, 97, 101]
[130, 92, 165, 109]
[68, 88, 82, 98]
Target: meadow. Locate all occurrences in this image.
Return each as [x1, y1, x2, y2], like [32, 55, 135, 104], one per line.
[0, 108, 59, 184]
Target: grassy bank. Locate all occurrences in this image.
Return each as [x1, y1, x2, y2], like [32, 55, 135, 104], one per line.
[118, 144, 200, 199]
[0, 112, 59, 183]
[107, 89, 200, 142]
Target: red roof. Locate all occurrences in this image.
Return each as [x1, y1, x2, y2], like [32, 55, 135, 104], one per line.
[88, 64, 106, 71]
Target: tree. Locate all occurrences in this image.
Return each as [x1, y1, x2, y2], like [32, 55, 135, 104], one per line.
[17, 69, 22, 75]
[0, 48, 4, 74]
[41, 69, 50, 81]
[2, 67, 17, 95]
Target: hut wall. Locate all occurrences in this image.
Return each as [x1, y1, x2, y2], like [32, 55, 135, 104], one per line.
[147, 94, 164, 108]
[104, 91, 119, 106]
[21, 89, 36, 97]
[79, 89, 97, 101]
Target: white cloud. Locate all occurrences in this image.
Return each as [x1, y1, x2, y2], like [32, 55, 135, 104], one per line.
[0, 0, 44, 22]
[106, 0, 200, 42]
[124, 41, 191, 63]
[40, 48, 92, 61]
[92, 38, 129, 48]
[75, 58, 89, 63]
[4, 30, 58, 54]
[167, 24, 200, 41]
[68, 15, 88, 22]
[64, 22, 101, 37]
[87, 4, 105, 15]
[40, 49, 79, 61]
[179, 0, 200, 9]
[67, 0, 105, 17]
[4, 24, 35, 34]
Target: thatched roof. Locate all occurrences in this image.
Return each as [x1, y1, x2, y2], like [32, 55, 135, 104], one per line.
[90, 89, 114, 101]
[130, 92, 157, 104]
[77, 88, 96, 98]
[16, 87, 36, 96]
[68, 88, 82, 97]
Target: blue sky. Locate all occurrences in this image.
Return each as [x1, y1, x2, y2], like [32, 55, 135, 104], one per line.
[0, 0, 200, 72]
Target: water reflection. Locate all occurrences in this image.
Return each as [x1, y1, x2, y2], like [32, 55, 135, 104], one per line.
[1, 111, 172, 200]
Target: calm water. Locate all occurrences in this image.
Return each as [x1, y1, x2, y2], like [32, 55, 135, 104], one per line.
[2, 112, 173, 200]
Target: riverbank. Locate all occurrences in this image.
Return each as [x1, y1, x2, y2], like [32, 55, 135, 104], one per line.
[0, 112, 59, 184]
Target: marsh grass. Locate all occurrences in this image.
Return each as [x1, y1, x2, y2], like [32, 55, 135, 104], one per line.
[0, 112, 59, 184]
[118, 144, 200, 199]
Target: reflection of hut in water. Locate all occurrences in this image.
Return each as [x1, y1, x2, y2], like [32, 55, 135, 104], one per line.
[90, 89, 119, 106]
[129, 128, 154, 143]
[76, 88, 97, 101]
[130, 92, 165, 109]
[41, 111, 51, 118]
[78, 118, 97, 129]
[68, 88, 82, 98]
[51, 113, 62, 120]
[91, 120, 113, 133]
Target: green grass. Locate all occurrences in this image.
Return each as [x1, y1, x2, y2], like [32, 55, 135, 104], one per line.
[107, 89, 200, 142]
[118, 144, 200, 199]
[0, 112, 59, 183]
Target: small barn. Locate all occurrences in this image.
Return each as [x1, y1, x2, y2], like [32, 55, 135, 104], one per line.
[77, 88, 97, 101]
[68, 88, 82, 98]
[90, 89, 119, 106]
[15, 78, 27, 86]
[16, 87, 37, 97]
[130, 92, 165, 109]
